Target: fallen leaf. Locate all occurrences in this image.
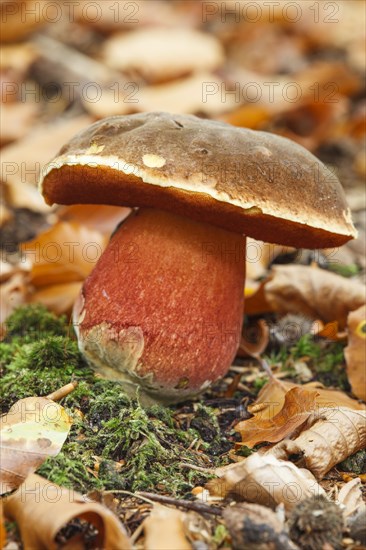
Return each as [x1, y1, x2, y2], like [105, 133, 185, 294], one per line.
[264, 265, 365, 328]
[0, 272, 28, 323]
[269, 408, 366, 479]
[0, 397, 72, 494]
[3, 473, 131, 549]
[29, 282, 83, 316]
[207, 453, 325, 512]
[338, 477, 366, 518]
[103, 28, 224, 83]
[223, 503, 298, 550]
[58, 205, 131, 235]
[344, 305, 366, 400]
[238, 319, 269, 357]
[138, 73, 237, 115]
[246, 377, 365, 426]
[1, 115, 92, 211]
[236, 387, 318, 447]
[21, 221, 108, 287]
[0, 102, 39, 146]
[144, 505, 192, 550]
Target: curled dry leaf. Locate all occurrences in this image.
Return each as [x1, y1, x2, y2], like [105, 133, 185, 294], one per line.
[264, 265, 365, 328]
[344, 305, 366, 401]
[269, 407, 366, 479]
[207, 453, 325, 512]
[338, 477, 366, 519]
[144, 504, 192, 550]
[103, 28, 224, 83]
[223, 503, 299, 550]
[3, 474, 131, 550]
[235, 387, 318, 448]
[0, 397, 72, 494]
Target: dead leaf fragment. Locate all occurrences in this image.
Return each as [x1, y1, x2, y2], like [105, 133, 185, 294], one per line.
[22, 221, 108, 287]
[345, 305, 366, 400]
[338, 477, 366, 519]
[265, 265, 365, 329]
[3, 474, 131, 550]
[236, 387, 318, 447]
[0, 272, 27, 323]
[0, 397, 72, 494]
[144, 505, 192, 550]
[103, 28, 224, 83]
[207, 453, 325, 512]
[270, 408, 366, 479]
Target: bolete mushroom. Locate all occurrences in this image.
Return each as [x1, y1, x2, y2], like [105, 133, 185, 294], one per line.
[39, 112, 356, 403]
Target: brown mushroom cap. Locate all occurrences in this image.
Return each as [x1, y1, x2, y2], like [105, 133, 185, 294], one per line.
[40, 112, 356, 248]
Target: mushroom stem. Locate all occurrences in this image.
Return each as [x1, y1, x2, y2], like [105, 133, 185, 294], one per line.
[74, 208, 246, 403]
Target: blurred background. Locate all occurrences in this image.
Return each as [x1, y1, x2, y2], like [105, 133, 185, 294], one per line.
[0, 0, 365, 318]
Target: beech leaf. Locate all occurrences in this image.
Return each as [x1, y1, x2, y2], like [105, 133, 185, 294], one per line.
[235, 387, 318, 447]
[144, 505, 192, 550]
[344, 304, 366, 400]
[269, 407, 366, 479]
[207, 453, 325, 512]
[0, 397, 72, 494]
[3, 474, 131, 550]
[264, 265, 365, 328]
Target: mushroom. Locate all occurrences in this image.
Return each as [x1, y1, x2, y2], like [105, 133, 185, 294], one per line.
[39, 112, 356, 403]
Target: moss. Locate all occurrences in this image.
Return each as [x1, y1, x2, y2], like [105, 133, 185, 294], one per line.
[328, 263, 360, 278]
[0, 336, 94, 411]
[339, 450, 366, 475]
[4, 304, 68, 344]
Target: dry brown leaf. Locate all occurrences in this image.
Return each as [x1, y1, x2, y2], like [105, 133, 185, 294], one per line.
[338, 477, 366, 519]
[138, 73, 237, 115]
[1, 115, 92, 211]
[248, 378, 365, 426]
[264, 265, 365, 329]
[0, 272, 28, 323]
[207, 453, 325, 512]
[0, 1, 46, 42]
[3, 473, 131, 549]
[0, 102, 39, 146]
[144, 505, 192, 550]
[22, 221, 108, 287]
[344, 305, 366, 400]
[29, 282, 83, 316]
[103, 28, 224, 83]
[58, 205, 131, 235]
[0, 397, 72, 494]
[269, 407, 366, 479]
[236, 387, 318, 447]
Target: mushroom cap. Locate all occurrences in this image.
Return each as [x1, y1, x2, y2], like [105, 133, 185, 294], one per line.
[40, 112, 356, 248]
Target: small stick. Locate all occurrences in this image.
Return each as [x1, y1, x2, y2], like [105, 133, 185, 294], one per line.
[47, 381, 78, 401]
[136, 492, 223, 516]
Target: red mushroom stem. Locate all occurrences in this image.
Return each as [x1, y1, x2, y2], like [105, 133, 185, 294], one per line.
[74, 208, 246, 402]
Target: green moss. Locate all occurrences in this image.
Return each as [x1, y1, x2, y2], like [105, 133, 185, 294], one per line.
[328, 263, 360, 278]
[339, 450, 366, 475]
[4, 304, 68, 344]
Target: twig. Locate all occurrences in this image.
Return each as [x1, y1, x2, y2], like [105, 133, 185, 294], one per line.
[136, 492, 223, 516]
[46, 381, 78, 401]
[179, 462, 216, 474]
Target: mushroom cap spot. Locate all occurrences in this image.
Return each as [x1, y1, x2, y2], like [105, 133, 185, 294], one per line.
[142, 154, 166, 168]
[40, 112, 357, 248]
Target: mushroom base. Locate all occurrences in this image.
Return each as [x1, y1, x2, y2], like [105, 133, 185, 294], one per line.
[73, 208, 246, 403]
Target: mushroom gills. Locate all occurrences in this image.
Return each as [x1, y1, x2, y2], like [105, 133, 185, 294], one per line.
[74, 208, 246, 403]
